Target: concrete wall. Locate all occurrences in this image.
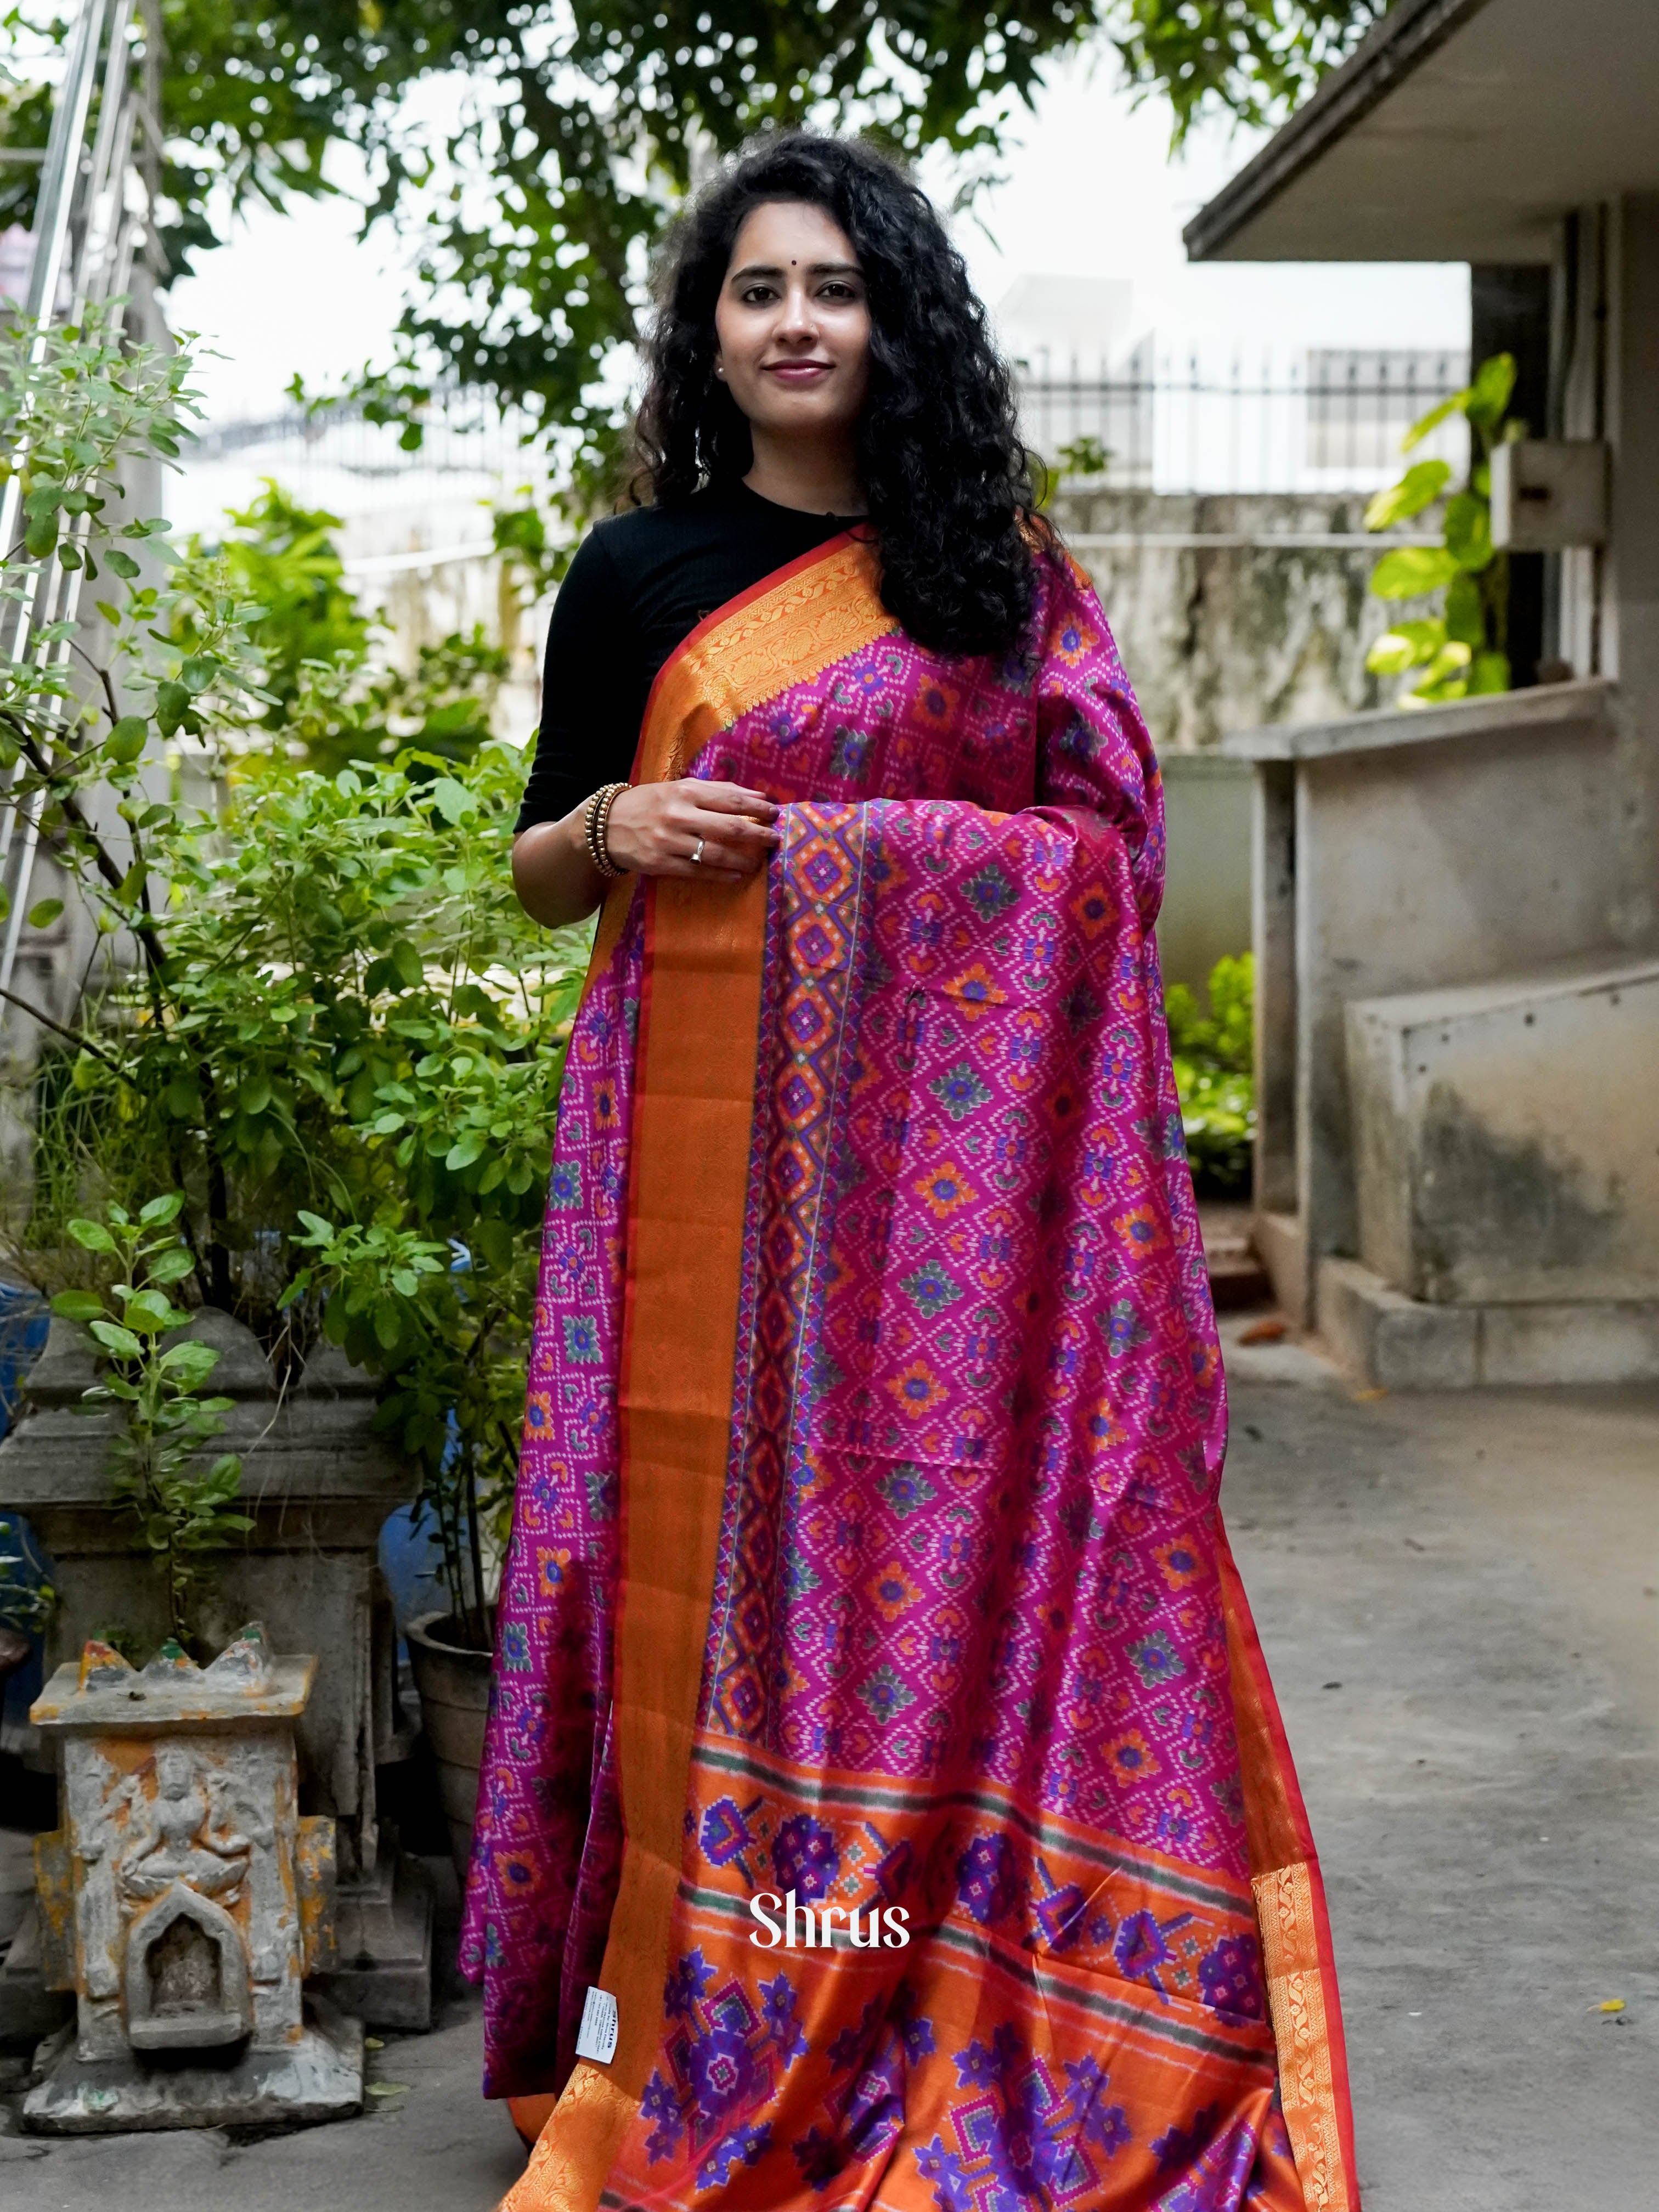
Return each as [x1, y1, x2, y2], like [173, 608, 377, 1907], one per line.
[1053, 489, 1400, 754]
[1156, 753, 1252, 992]
[1347, 953, 1659, 1305]
[1228, 680, 1633, 1311]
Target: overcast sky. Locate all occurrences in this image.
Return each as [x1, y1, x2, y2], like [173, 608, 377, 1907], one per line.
[170, 46, 1469, 425]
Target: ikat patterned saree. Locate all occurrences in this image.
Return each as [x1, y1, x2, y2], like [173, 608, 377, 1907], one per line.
[460, 533, 1359, 2212]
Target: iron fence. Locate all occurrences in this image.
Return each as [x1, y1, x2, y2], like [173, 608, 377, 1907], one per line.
[1016, 344, 1471, 494]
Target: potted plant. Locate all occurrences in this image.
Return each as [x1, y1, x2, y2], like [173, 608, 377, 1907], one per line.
[0, 1511, 55, 1681]
[0, 306, 585, 1808]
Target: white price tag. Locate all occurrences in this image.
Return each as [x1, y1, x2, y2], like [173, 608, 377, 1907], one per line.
[575, 1985, 619, 2065]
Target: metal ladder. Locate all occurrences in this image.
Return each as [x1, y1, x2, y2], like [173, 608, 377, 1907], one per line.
[0, 0, 163, 1012]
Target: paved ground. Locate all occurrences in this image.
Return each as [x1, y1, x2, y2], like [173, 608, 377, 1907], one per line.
[4, 1333, 1656, 2210]
[1217, 1325, 1659, 2210]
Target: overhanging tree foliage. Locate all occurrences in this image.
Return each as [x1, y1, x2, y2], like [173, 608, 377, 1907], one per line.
[5, 0, 1381, 478]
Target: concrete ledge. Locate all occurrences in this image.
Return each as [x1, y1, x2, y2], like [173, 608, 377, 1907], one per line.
[1251, 1208, 1310, 1328]
[1318, 1257, 1659, 1388]
[1222, 675, 1612, 762]
[1321, 1259, 1480, 1389]
[1481, 1301, 1659, 1387]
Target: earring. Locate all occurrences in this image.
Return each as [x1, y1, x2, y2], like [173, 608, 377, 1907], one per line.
[713, 362, 726, 380]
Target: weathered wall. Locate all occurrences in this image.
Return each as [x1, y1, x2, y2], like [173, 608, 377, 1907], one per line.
[1052, 489, 1398, 754]
[1156, 754, 1252, 991]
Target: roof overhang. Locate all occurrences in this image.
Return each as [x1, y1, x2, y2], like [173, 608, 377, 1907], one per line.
[1185, 0, 1659, 264]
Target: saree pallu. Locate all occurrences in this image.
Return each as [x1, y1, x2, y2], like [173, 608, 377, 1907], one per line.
[460, 533, 1359, 2212]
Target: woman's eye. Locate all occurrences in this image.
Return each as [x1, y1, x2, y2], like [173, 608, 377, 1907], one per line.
[819, 283, 860, 302]
[741, 285, 778, 305]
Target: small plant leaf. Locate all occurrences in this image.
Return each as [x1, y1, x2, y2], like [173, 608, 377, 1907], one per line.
[1363, 459, 1451, 532]
[89, 1320, 144, 1361]
[67, 1218, 119, 1255]
[106, 715, 148, 764]
[1370, 546, 1460, 601]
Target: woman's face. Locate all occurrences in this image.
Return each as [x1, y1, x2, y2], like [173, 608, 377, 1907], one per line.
[713, 199, 871, 448]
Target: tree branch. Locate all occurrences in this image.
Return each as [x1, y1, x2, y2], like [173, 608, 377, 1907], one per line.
[0, 981, 131, 1077]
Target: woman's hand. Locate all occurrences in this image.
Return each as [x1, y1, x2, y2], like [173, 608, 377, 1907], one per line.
[510, 781, 783, 930]
[603, 781, 780, 883]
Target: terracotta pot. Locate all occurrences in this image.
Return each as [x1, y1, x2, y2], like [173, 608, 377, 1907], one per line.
[407, 1610, 493, 1877]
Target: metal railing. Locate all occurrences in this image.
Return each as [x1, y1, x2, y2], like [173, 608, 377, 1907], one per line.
[0, 0, 162, 1011]
[1018, 344, 1471, 494]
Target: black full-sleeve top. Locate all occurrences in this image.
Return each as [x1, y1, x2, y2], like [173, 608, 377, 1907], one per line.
[515, 480, 864, 834]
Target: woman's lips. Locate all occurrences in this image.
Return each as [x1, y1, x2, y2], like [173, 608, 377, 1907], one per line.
[763, 361, 832, 385]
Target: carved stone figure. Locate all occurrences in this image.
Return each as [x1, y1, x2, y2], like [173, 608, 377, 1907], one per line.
[23, 1627, 364, 2131]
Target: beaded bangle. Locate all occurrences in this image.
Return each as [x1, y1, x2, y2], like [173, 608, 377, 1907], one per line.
[583, 781, 628, 879]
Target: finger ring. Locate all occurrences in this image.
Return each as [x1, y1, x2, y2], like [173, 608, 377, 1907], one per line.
[691, 838, 704, 865]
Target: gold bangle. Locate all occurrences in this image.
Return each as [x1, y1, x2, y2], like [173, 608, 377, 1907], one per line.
[584, 782, 627, 879]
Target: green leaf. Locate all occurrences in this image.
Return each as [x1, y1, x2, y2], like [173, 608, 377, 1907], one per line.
[239, 1074, 272, 1116]
[392, 940, 424, 990]
[1411, 641, 1474, 693]
[1444, 573, 1485, 648]
[296, 1210, 335, 1241]
[138, 1193, 184, 1226]
[147, 1247, 196, 1284]
[155, 679, 191, 732]
[430, 777, 476, 825]
[163, 1074, 202, 1119]
[1365, 620, 1444, 676]
[1466, 352, 1517, 429]
[374, 1300, 402, 1351]
[50, 1290, 106, 1322]
[1444, 492, 1493, 572]
[67, 1218, 118, 1255]
[445, 1130, 485, 1172]
[1370, 546, 1461, 601]
[124, 1289, 178, 1335]
[476, 1215, 514, 1272]
[26, 898, 63, 929]
[89, 1320, 144, 1361]
[1402, 387, 1472, 451]
[1363, 460, 1451, 532]
[105, 547, 141, 579]
[180, 655, 217, 694]
[1469, 651, 1511, 695]
[158, 1340, 222, 1387]
[106, 715, 148, 765]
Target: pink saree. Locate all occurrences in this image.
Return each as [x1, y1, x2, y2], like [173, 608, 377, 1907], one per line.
[460, 531, 1359, 2212]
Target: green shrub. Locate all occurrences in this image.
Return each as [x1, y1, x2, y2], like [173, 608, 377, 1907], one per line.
[1166, 953, 1255, 1193]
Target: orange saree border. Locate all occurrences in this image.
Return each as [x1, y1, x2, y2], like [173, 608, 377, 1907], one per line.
[505, 538, 896, 2212]
[1217, 1521, 1361, 2212]
[586, 533, 894, 983]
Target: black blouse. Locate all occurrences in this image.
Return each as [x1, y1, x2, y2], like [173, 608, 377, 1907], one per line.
[515, 481, 864, 833]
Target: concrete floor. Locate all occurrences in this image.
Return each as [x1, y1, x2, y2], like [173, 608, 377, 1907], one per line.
[1219, 1335, 1659, 2210]
[3, 1344, 1656, 2210]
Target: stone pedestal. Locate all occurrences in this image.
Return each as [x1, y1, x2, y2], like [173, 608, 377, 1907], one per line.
[22, 1627, 363, 2131]
[0, 1313, 433, 2030]
[1227, 679, 1659, 1383]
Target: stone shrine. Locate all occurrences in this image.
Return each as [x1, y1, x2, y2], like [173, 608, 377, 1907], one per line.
[0, 1310, 433, 2030]
[24, 1625, 363, 2130]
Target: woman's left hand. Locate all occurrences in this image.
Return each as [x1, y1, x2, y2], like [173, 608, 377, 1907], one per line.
[602, 780, 782, 881]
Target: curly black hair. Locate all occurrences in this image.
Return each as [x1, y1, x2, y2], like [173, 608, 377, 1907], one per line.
[632, 133, 1049, 661]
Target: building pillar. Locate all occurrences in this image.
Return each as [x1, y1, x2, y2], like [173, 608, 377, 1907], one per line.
[1471, 263, 1551, 686]
[1602, 196, 1659, 947]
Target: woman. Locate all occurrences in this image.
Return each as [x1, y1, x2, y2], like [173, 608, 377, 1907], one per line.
[462, 134, 1358, 2212]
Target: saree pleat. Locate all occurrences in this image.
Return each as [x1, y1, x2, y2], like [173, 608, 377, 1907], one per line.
[462, 536, 1359, 2212]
